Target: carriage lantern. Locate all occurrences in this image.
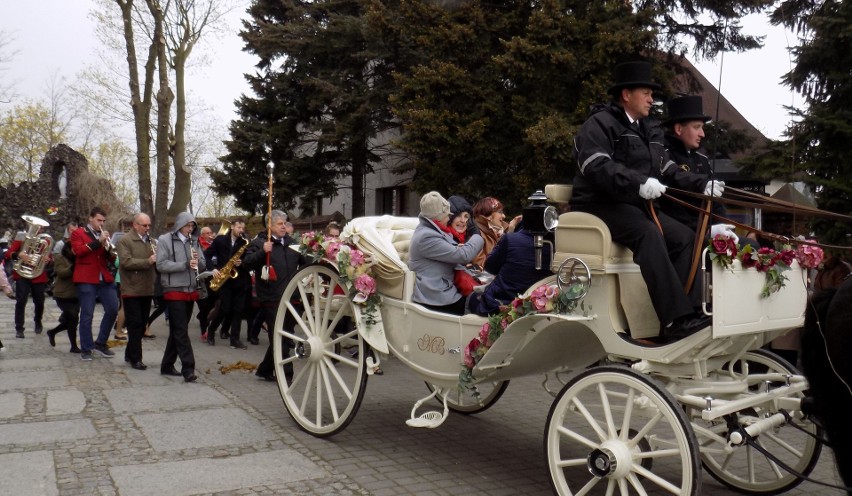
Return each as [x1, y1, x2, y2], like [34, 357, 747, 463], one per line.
[522, 190, 558, 270]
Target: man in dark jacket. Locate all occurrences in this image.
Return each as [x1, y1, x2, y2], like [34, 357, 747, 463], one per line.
[243, 210, 304, 382]
[571, 61, 720, 339]
[660, 95, 739, 243]
[4, 223, 51, 338]
[204, 218, 249, 348]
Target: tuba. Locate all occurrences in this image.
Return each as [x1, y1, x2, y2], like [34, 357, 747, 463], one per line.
[14, 215, 55, 279]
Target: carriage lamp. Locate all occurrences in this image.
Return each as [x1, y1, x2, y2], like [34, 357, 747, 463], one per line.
[523, 190, 558, 270]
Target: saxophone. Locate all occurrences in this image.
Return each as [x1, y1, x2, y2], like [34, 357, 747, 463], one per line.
[209, 235, 248, 292]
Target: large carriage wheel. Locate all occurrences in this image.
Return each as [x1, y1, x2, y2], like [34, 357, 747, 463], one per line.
[696, 350, 822, 494]
[545, 365, 701, 495]
[425, 380, 509, 414]
[275, 263, 368, 437]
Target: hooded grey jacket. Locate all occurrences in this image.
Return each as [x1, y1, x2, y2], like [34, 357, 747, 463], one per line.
[156, 211, 206, 294]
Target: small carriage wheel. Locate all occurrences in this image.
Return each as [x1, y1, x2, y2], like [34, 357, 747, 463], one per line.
[274, 263, 368, 437]
[545, 365, 701, 496]
[696, 350, 822, 495]
[555, 257, 591, 300]
[424, 380, 509, 415]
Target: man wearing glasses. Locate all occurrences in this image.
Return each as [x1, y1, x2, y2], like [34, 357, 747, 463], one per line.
[116, 213, 157, 370]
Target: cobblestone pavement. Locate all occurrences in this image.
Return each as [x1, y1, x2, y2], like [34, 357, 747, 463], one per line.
[0, 294, 846, 495]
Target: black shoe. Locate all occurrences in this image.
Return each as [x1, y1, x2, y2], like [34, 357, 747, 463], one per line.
[34, 324, 43, 334]
[69, 346, 81, 354]
[256, 371, 276, 382]
[230, 340, 247, 350]
[248, 337, 259, 345]
[664, 314, 712, 341]
[15, 331, 24, 339]
[220, 330, 230, 340]
[160, 367, 182, 376]
[207, 334, 215, 346]
[184, 373, 198, 383]
[47, 329, 57, 347]
[130, 361, 148, 371]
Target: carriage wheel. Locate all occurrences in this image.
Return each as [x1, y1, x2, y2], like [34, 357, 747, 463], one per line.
[425, 380, 509, 415]
[696, 350, 822, 494]
[275, 263, 368, 437]
[545, 365, 701, 495]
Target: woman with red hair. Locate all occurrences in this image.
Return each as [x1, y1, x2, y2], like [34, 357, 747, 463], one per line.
[471, 197, 521, 268]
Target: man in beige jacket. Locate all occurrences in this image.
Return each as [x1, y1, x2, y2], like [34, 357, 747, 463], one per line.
[117, 213, 157, 370]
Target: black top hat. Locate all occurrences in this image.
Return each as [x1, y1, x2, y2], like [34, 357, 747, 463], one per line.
[663, 95, 711, 126]
[607, 61, 661, 95]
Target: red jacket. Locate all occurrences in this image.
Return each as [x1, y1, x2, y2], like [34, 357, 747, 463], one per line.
[3, 239, 49, 283]
[71, 226, 116, 284]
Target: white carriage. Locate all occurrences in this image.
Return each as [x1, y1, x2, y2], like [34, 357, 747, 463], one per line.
[269, 185, 820, 495]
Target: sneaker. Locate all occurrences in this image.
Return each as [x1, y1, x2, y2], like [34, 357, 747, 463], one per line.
[115, 329, 128, 340]
[80, 351, 93, 361]
[93, 344, 115, 357]
[69, 346, 81, 354]
[230, 340, 247, 350]
[15, 331, 24, 339]
[34, 324, 43, 334]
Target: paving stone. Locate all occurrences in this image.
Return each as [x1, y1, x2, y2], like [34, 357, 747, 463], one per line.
[133, 407, 277, 451]
[0, 419, 96, 446]
[0, 369, 68, 390]
[0, 357, 62, 371]
[0, 391, 25, 418]
[109, 450, 326, 496]
[0, 451, 58, 496]
[104, 383, 231, 413]
[46, 389, 87, 416]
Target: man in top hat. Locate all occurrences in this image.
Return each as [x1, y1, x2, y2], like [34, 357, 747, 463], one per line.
[660, 95, 739, 243]
[571, 61, 723, 340]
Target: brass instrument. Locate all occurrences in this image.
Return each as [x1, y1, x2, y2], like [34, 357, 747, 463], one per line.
[14, 215, 54, 279]
[209, 234, 247, 291]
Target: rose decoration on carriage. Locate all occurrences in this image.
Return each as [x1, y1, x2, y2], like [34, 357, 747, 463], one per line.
[298, 231, 381, 327]
[708, 235, 823, 298]
[459, 283, 586, 395]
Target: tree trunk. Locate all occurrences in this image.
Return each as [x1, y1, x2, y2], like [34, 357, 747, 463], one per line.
[117, 0, 154, 219]
[167, 51, 191, 216]
[351, 140, 367, 218]
[148, 0, 174, 234]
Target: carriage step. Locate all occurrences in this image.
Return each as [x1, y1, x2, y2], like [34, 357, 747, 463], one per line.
[405, 389, 449, 429]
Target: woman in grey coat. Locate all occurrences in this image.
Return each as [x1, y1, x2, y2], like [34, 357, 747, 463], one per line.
[408, 191, 484, 315]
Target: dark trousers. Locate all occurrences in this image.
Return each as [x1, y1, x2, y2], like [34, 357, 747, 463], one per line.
[124, 296, 152, 363]
[573, 202, 696, 326]
[147, 297, 166, 327]
[161, 299, 196, 377]
[196, 294, 214, 334]
[209, 283, 247, 343]
[52, 297, 79, 347]
[256, 301, 295, 380]
[14, 278, 45, 332]
[249, 307, 266, 341]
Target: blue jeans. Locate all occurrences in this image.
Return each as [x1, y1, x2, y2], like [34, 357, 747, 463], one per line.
[77, 282, 119, 352]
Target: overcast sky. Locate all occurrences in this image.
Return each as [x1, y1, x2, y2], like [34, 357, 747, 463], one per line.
[1, 0, 798, 140]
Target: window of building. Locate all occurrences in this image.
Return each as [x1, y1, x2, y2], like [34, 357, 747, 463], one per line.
[376, 186, 406, 216]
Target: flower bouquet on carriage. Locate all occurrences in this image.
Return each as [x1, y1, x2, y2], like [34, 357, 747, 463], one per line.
[297, 230, 382, 327]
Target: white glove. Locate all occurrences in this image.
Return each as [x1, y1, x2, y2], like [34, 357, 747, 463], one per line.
[710, 224, 739, 244]
[704, 180, 725, 197]
[638, 178, 666, 200]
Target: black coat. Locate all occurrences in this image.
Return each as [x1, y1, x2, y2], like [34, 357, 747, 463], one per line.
[472, 230, 552, 316]
[660, 134, 726, 230]
[571, 103, 707, 208]
[242, 233, 304, 303]
[204, 233, 250, 288]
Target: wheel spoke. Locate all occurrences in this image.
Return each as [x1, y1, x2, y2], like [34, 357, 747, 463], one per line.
[556, 457, 588, 468]
[605, 479, 615, 496]
[557, 424, 600, 450]
[574, 476, 601, 496]
[762, 430, 805, 458]
[319, 360, 340, 422]
[753, 438, 785, 479]
[297, 364, 317, 421]
[323, 355, 354, 398]
[598, 383, 617, 438]
[634, 447, 681, 460]
[619, 388, 635, 441]
[632, 463, 682, 495]
[626, 473, 649, 496]
[570, 396, 609, 442]
[286, 300, 314, 338]
[628, 411, 663, 448]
